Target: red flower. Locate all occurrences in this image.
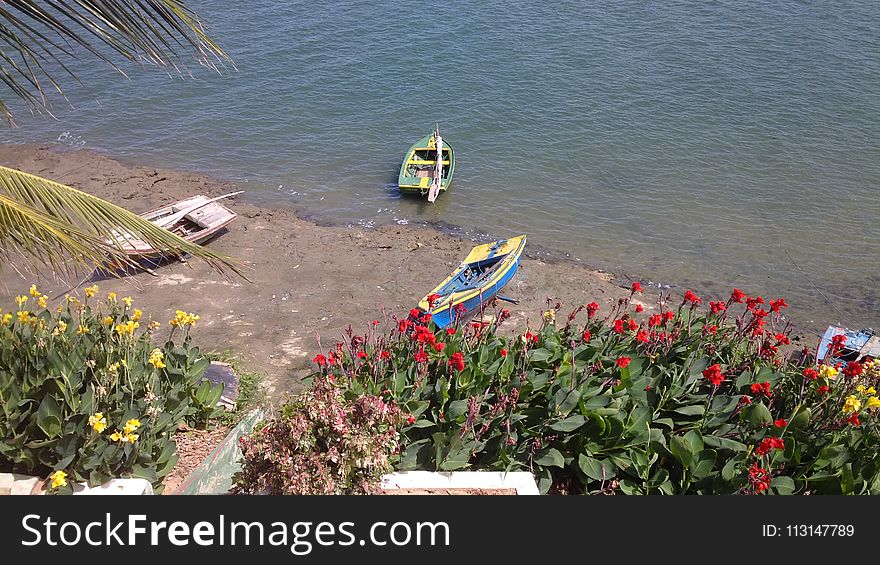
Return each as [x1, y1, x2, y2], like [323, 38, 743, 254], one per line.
[582, 330, 591, 342]
[752, 309, 768, 319]
[683, 290, 702, 305]
[380, 350, 391, 360]
[773, 419, 787, 428]
[847, 412, 860, 426]
[702, 364, 724, 387]
[615, 356, 632, 368]
[843, 361, 863, 379]
[312, 354, 327, 367]
[453, 303, 468, 315]
[420, 312, 433, 324]
[636, 330, 649, 343]
[409, 307, 420, 318]
[405, 414, 416, 425]
[755, 437, 784, 456]
[357, 351, 367, 359]
[749, 463, 771, 493]
[613, 319, 625, 333]
[627, 319, 639, 331]
[446, 327, 456, 336]
[750, 381, 772, 397]
[586, 302, 600, 318]
[708, 301, 725, 315]
[426, 293, 442, 308]
[631, 282, 643, 293]
[803, 367, 818, 380]
[739, 395, 753, 405]
[414, 349, 428, 364]
[775, 333, 791, 346]
[500, 348, 508, 357]
[663, 311, 675, 322]
[448, 351, 465, 372]
[816, 385, 830, 395]
[524, 331, 538, 344]
[830, 334, 847, 349]
[704, 324, 718, 335]
[731, 288, 747, 303]
[769, 298, 788, 313]
[635, 304, 644, 313]
[648, 314, 663, 327]
[746, 296, 765, 310]
[327, 352, 338, 364]
[433, 342, 446, 352]
[398, 319, 412, 333]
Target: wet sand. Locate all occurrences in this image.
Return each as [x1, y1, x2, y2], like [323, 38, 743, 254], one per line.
[0, 143, 808, 398]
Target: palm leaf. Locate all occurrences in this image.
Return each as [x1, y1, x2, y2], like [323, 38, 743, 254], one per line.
[0, 1, 234, 122]
[0, 164, 246, 278]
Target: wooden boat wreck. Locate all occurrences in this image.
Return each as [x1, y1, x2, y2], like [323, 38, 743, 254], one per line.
[397, 126, 454, 202]
[106, 192, 239, 264]
[415, 235, 526, 328]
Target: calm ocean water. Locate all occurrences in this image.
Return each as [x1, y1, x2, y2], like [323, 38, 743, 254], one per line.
[3, 1, 879, 333]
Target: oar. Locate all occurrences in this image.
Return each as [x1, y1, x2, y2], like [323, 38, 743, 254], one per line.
[496, 295, 519, 305]
[152, 190, 244, 229]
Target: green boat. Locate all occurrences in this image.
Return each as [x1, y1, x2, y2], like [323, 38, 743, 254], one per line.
[397, 126, 454, 202]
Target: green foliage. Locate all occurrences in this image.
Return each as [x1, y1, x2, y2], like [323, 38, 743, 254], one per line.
[0, 285, 224, 493]
[312, 291, 880, 495]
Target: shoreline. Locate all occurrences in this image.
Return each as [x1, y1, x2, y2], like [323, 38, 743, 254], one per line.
[0, 142, 814, 397]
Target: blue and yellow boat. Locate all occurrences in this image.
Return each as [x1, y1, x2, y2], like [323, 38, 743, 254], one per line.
[397, 127, 454, 202]
[416, 235, 526, 328]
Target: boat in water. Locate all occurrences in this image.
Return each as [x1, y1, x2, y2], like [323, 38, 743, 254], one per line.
[415, 235, 526, 328]
[397, 126, 454, 202]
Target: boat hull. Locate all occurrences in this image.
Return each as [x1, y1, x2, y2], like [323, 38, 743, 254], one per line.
[397, 132, 455, 196]
[417, 235, 526, 328]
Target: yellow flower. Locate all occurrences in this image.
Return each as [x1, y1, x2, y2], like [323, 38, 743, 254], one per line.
[132, 308, 143, 322]
[170, 310, 200, 328]
[123, 418, 142, 434]
[856, 385, 866, 393]
[108, 362, 120, 374]
[15, 295, 28, 306]
[867, 386, 877, 395]
[49, 470, 68, 490]
[102, 316, 114, 326]
[88, 412, 108, 433]
[17, 311, 30, 324]
[66, 294, 80, 305]
[84, 285, 99, 298]
[842, 395, 861, 414]
[115, 320, 139, 336]
[122, 296, 133, 308]
[77, 324, 89, 335]
[124, 433, 139, 443]
[1, 313, 12, 326]
[148, 348, 166, 369]
[867, 397, 880, 410]
[29, 284, 40, 297]
[109, 431, 122, 442]
[543, 309, 556, 324]
[38, 295, 48, 309]
[52, 320, 67, 336]
[107, 292, 117, 302]
[148, 320, 161, 331]
[819, 364, 839, 380]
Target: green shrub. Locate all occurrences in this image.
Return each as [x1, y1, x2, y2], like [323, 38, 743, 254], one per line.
[311, 288, 880, 494]
[0, 284, 225, 493]
[231, 377, 404, 495]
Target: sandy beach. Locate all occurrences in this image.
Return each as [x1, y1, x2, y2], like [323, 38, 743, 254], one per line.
[0, 143, 813, 398]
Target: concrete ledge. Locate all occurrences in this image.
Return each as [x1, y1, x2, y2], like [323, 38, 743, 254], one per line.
[0, 473, 153, 495]
[380, 471, 540, 495]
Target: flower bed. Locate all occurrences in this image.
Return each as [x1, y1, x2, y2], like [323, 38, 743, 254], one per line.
[299, 285, 879, 495]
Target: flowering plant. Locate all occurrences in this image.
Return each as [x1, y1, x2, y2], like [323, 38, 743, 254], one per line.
[231, 377, 404, 494]
[0, 285, 224, 493]
[309, 288, 880, 495]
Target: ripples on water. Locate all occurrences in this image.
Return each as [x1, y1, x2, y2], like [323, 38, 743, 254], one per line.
[3, 0, 878, 332]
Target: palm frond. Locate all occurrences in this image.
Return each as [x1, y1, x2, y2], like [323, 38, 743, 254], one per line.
[0, 164, 246, 278]
[0, 0, 234, 122]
